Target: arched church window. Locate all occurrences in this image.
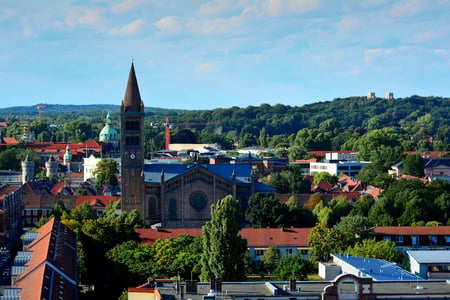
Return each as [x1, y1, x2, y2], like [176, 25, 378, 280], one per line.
[169, 198, 177, 220]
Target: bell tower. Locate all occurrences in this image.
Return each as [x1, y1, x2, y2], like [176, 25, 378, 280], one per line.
[120, 63, 145, 217]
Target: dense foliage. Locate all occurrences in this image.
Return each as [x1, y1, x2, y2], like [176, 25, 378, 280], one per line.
[201, 195, 248, 281]
[0, 96, 448, 155]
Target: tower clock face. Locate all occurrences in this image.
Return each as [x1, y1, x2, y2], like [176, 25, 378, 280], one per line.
[130, 153, 136, 160]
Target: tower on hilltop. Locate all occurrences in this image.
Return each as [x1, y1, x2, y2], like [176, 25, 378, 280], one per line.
[120, 63, 145, 218]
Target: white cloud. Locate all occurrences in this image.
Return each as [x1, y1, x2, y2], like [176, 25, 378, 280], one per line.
[364, 48, 396, 63]
[197, 0, 237, 16]
[64, 9, 103, 27]
[389, 0, 426, 17]
[19, 16, 33, 37]
[187, 7, 252, 35]
[111, 0, 143, 14]
[195, 62, 216, 73]
[261, 0, 320, 17]
[360, 0, 389, 8]
[154, 16, 181, 31]
[414, 30, 442, 43]
[335, 16, 363, 32]
[1, 9, 16, 20]
[109, 18, 144, 36]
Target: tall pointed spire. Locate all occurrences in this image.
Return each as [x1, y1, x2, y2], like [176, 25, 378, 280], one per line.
[121, 62, 144, 112]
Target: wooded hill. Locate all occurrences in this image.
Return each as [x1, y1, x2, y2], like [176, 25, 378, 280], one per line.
[0, 95, 448, 154]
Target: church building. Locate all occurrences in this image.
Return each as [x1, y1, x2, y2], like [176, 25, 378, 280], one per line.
[120, 63, 274, 227]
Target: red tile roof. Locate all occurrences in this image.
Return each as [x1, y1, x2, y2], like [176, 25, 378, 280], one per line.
[2, 137, 17, 144]
[15, 218, 78, 300]
[135, 227, 312, 247]
[372, 226, 450, 235]
[75, 195, 120, 208]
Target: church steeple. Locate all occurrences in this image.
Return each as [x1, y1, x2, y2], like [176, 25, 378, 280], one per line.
[121, 63, 144, 112]
[120, 62, 146, 223]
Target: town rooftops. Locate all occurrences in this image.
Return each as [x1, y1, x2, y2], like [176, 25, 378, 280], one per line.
[10, 218, 78, 300]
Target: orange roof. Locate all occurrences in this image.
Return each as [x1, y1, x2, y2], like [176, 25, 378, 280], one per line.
[0, 122, 7, 127]
[15, 218, 78, 300]
[136, 227, 312, 247]
[75, 195, 120, 208]
[372, 226, 450, 235]
[50, 182, 73, 195]
[2, 137, 17, 144]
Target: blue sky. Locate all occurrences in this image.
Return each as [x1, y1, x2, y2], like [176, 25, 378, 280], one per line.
[1, 0, 450, 110]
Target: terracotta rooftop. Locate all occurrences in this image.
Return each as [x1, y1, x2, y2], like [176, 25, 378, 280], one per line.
[372, 226, 450, 235]
[75, 195, 120, 208]
[136, 227, 312, 247]
[12, 218, 78, 300]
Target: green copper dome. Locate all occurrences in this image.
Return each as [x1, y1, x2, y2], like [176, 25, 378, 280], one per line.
[99, 112, 118, 142]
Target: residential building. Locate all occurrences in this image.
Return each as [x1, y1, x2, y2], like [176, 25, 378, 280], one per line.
[1, 218, 78, 300]
[310, 160, 369, 177]
[0, 184, 23, 247]
[371, 226, 450, 252]
[329, 254, 422, 281]
[407, 250, 450, 279]
[135, 227, 312, 265]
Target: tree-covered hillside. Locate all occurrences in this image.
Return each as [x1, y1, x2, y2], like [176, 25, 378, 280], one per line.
[0, 95, 448, 156]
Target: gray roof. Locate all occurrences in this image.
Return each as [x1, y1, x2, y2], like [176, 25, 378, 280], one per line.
[332, 254, 422, 281]
[407, 250, 450, 263]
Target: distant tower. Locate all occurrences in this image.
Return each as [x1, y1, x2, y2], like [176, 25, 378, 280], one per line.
[99, 112, 119, 157]
[120, 63, 145, 218]
[385, 92, 394, 100]
[63, 144, 72, 175]
[367, 92, 376, 99]
[21, 154, 34, 184]
[45, 155, 58, 178]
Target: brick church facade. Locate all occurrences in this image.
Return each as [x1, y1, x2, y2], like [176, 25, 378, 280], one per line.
[120, 64, 274, 227]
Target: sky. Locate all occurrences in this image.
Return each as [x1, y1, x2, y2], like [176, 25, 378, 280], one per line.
[1, 0, 450, 110]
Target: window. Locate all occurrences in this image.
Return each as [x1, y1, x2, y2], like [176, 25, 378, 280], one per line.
[396, 235, 404, 243]
[255, 249, 265, 256]
[285, 249, 293, 255]
[429, 235, 438, 245]
[169, 199, 177, 220]
[383, 235, 391, 241]
[445, 235, 450, 243]
[411, 235, 419, 246]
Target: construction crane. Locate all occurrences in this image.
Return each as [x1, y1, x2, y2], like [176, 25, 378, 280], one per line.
[150, 117, 220, 150]
[36, 104, 47, 121]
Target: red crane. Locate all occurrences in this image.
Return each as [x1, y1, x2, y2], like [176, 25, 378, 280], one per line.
[36, 104, 47, 121]
[151, 117, 220, 150]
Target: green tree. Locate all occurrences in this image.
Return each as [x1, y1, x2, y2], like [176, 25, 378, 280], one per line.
[201, 195, 248, 281]
[349, 195, 375, 217]
[70, 201, 98, 222]
[245, 193, 287, 228]
[403, 154, 425, 177]
[261, 245, 280, 273]
[308, 224, 348, 263]
[313, 172, 338, 185]
[335, 215, 371, 243]
[345, 239, 403, 263]
[273, 253, 311, 280]
[93, 158, 119, 189]
[357, 162, 394, 189]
